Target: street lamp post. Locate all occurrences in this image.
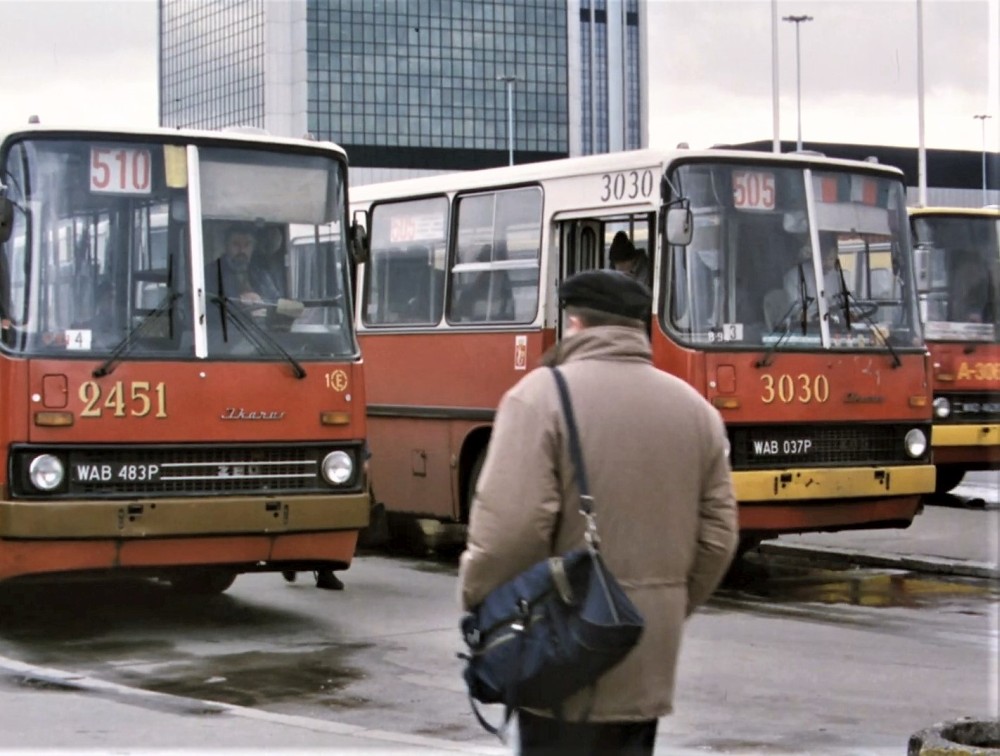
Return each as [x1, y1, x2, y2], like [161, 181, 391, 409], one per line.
[496, 74, 517, 166]
[973, 114, 992, 206]
[782, 14, 813, 152]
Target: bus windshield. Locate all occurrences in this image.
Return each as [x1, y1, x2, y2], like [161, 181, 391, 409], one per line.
[664, 161, 921, 351]
[0, 136, 356, 360]
[911, 213, 1000, 343]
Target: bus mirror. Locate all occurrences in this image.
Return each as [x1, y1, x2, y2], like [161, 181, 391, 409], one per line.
[665, 206, 693, 246]
[913, 245, 931, 290]
[349, 220, 369, 265]
[0, 196, 13, 243]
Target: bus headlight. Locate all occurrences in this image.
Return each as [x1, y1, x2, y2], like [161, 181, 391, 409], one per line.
[932, 397, 951, 419]
[29, 454, 65, 491]
[904, 429, 928, 459]
[321, 450, 354, 485]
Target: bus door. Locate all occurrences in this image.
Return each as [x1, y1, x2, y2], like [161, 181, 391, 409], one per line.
[556, 218, 600, 338]
[555, 213, 654, 338]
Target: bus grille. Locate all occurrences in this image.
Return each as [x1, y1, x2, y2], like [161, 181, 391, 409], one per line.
[11, 443, 362, 499]
[728, 423, 929, 470]
[936, 391, 1000, 424]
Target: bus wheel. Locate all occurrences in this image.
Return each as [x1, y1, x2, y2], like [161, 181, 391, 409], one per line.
[934, 467, 965, 494]
[169, 569, 237, 595]
[465, 450, 486, 523]
[358, 500, 390, 548]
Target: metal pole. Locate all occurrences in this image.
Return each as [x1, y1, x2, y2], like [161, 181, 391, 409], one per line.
[771, 0, 780, 153]
[496, 75, 517, 166]
[917, 0, 927, 207]
[974, 114, 992, 205]
[783, 15, 813, 152]
[506, 79, 514, 166]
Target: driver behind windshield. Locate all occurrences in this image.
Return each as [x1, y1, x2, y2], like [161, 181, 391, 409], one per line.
[783, 231, 841, 319]
[206, 223, 282, 310]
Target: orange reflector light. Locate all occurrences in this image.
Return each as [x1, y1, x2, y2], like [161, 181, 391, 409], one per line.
[320, 411, 351, 426]
[935, 373, 955, 382]
[909, 395, 928, 407]
[711, 397, 741, 410]
[34, 411, 74, 427]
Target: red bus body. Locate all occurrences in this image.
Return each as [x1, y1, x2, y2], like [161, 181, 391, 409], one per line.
[910, 207, 1000, 492]
[0, 126, 369, 589]
[352, 149, 935, 544]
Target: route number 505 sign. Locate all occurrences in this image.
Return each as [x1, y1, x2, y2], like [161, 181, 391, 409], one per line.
[732, 170, 775, 210]
[90, 147, 152, 195]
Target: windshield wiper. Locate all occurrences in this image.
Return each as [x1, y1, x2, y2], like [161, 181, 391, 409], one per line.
[208, 292, 307, 379]
[93, 292, 181, 377]
[834, 259, 853, 330]
[756, 296, 811, 368]
[796, 262, 812, 335]
[835, 287, 902, 368]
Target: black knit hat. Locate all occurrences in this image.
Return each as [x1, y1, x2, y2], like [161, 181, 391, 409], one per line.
[608, 231, 637, 263]
[558, 269, 651, 320]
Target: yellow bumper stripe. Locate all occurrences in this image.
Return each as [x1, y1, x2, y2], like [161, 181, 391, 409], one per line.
[932, 424, 1000, 448]
[733, 465, 935, 502]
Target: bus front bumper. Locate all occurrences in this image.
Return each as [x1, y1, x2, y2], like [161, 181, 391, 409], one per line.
[0, 493, 370, 539]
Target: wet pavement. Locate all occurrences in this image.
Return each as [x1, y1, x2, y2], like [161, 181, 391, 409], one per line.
[761, 472, 999, 579]
[0, 472, 994, 754]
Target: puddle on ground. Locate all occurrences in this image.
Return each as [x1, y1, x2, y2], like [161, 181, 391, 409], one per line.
[116, 646, 369, 709]
[724, 557, 997, 609]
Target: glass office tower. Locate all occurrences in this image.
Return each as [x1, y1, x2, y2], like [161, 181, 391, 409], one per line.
[159, 0, 644, 177]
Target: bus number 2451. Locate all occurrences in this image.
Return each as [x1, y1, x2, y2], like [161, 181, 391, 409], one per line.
[79, 380, 167, 418]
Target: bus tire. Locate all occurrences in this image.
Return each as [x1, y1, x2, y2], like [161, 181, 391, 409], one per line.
[465, 450, 486, 524]
[935, 467, 966, 494]
[169, 569, 237, 595]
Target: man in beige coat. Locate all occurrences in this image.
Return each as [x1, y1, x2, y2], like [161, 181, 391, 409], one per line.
[458, 269, 738, 755]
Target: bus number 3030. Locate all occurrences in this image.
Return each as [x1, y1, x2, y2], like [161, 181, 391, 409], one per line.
[760, 373, 830, 404]
[78, 381, 167, 418]
[600, 169, 655, 202]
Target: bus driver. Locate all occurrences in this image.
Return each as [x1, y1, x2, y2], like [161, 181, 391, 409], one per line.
[206, 224, 282, 312]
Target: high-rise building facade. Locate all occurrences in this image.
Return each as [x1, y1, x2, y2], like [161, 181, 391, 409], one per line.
[159, 0, 644, 182]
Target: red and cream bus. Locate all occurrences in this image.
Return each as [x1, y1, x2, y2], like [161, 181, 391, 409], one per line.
[0, 124, 370, 591]
[909, 206, 1000, 492]
[350, 148, 934, 548]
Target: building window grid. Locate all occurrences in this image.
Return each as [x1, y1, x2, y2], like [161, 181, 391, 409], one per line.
[160, 0, 265, 130]
[304, 0, 567, 154]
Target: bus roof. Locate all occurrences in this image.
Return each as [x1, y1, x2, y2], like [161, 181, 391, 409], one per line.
[351, 147, 906, 203]
[908, 206, 1000, 218]
[0, 123, 348, 161]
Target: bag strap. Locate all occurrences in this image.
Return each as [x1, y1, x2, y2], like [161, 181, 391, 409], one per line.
[551, 367, 601, 550]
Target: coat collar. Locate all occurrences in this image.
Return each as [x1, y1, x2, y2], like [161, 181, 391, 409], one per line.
[543, 326, 652, 367]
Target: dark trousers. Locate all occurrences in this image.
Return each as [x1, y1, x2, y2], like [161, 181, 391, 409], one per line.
[517, 709, 658, 756]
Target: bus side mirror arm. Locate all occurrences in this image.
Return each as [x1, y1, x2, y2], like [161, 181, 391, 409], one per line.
[0, 192, 13, 244]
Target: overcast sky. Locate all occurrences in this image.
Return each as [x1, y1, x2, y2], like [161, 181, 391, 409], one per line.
[0, 0, 996, 154]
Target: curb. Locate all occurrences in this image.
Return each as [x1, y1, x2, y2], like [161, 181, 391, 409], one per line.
[908, 717, 1000, 755]
[760, 542, 1000, 581]
[0, 654, 506, 755]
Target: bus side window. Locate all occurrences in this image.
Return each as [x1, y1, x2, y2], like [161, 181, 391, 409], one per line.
[367, 245, 441, 326]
